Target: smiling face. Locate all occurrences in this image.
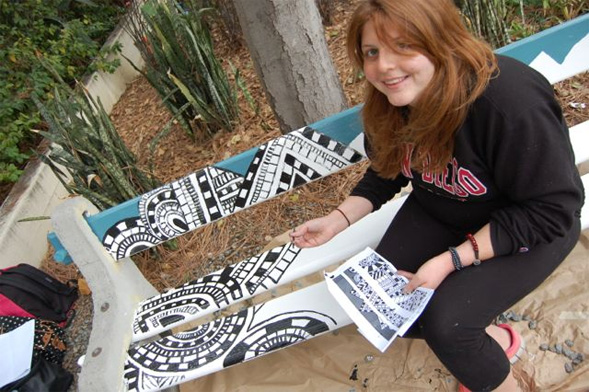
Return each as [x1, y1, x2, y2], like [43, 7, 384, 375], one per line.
[361, 19, 435, 108]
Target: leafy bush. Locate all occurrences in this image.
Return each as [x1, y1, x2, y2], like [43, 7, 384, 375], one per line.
[0, 0, 125, 185]
[34, 80, 161, 210]
[124, 0, 240, 139]
[505, 0, 588, 40]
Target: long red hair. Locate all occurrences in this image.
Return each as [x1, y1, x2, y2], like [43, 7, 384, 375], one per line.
[347, 0, 497, 177]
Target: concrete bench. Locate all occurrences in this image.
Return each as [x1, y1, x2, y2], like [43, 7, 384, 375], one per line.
[49, 14, 589, 392]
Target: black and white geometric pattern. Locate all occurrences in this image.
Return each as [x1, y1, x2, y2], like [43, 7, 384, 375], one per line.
[345, 269, 401, 331]
[132, 244, 301, 341]
[103, 167, 242, 259]
[331, 274, 396, 341]
[101, 127, 363, 260]
[393, 289, 430, 313]
[102, 218, 160, 260]
[124, 305, 335, 392]
[358, 253, 406, 297]
[234, 127, 363, 209]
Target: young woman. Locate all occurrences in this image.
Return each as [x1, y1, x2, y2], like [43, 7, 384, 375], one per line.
[290, 0, 584, 390]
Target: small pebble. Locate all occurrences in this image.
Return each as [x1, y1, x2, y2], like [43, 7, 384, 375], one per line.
[539, 343, 549, 351]
[576, 353, 585, 362]
[565, 339, 574, 347]
[522, 315, 531, 321]
[555, 343, 563, 354]
[563, 347, 574, 359]
[349, 364, 358, 380]
[364, 354, 374, 363]
[565, 362, 574, 373]
[548, 345, 557, 353]
[528, 320, 537, 330]
[511, 313, 522, 322]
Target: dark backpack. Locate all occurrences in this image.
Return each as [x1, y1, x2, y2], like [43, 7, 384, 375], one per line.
[0, 264, 78, 325]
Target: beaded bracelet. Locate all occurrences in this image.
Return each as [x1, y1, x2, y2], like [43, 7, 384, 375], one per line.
[448, 246, 463, 271]
[335, 208, 351, 227]
[466, 233, 481, 266]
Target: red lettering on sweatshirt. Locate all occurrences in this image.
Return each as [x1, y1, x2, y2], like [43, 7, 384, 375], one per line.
[457, 168, 487, 195]
[402, 147, 487, 198]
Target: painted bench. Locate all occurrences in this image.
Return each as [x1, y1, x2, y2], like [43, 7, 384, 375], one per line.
[49, 14, 589, 392]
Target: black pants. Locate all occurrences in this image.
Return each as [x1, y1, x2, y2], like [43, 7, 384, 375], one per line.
[375, 194, 580, 391]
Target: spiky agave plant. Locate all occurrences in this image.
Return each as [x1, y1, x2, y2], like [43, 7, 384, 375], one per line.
[34, 82, 160, 210]
[125, 0, 240, 139]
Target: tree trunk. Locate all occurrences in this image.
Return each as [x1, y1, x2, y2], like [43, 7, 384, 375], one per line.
[232, 0, 347, 134]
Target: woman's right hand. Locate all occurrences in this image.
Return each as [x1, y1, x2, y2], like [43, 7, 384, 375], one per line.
[290, 212, 348, 248]
[290, 197, 373, 248]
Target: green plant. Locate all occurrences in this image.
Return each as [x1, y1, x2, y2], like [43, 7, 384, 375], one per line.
[0, 0, 124, 187]
[124, 0, 240, 139]
[504, 0, 588, 40]
[34, 79, 160, 210]
[507, 18, 537, 40]
[525, 0, 587, 21]
[458, 0, 511, 48]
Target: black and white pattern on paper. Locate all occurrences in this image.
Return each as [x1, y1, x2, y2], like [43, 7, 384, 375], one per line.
[357, 252, 407, 297]
[101, 127, 363, 260]
[132, 244, 301, 340]
[344, 269, 407, 331]
[358, 251, 389, 278]
[332, 275, 395, 340]
[392, 289, 430, 313]
[124, 305, 336, 392]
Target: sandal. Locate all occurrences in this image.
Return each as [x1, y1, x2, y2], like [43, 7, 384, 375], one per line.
[457, 323, 525, 392]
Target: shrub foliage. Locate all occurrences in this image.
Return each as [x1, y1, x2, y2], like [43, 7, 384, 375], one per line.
[124, 0, 240, 139]
[35, 79, 160, 210]
[0, 0, 125, 184]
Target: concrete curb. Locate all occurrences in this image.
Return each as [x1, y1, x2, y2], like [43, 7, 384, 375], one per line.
[51, 197, 158, 392]
[0, 17, 145, 270]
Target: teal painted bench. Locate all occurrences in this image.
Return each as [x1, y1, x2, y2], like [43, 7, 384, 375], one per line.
[49, 14, 589, 392]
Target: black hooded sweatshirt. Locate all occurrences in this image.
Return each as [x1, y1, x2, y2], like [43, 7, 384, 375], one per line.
[351, 55, 584, 256]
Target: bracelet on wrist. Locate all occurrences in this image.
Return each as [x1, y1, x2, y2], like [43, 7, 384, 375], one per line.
[466, 233, 481, 266]
[334, 208, 351, 227]
[448, 246, 463, 271]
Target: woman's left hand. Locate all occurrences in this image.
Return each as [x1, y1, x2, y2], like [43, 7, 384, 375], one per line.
[398, 254, 454, 293]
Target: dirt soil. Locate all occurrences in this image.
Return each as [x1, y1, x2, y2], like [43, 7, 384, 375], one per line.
[38, 2, 588, 389]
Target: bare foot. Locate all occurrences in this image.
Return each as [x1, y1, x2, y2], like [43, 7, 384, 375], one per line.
[487, 324, 511, 351]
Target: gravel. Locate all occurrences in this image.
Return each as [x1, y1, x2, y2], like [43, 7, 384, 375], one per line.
[497, 309, 586, 375]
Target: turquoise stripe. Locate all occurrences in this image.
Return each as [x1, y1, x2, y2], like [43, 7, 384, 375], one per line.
[496, 13, 589, 64]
